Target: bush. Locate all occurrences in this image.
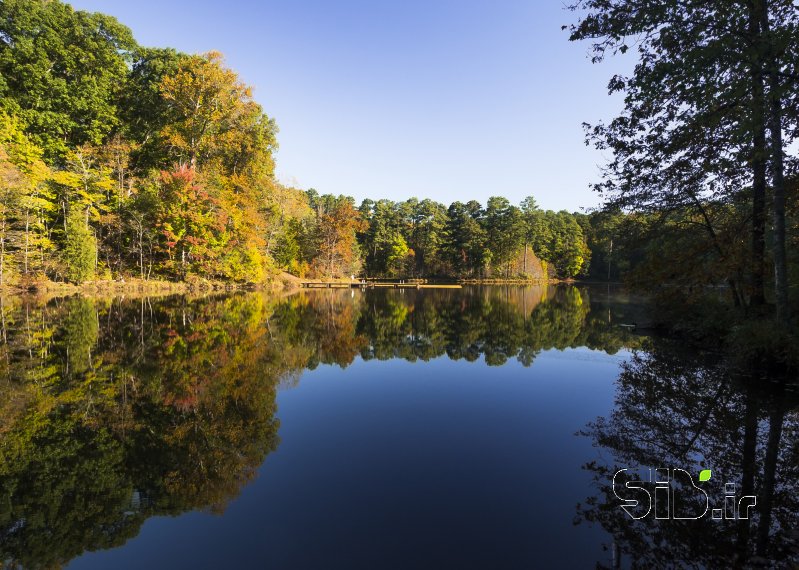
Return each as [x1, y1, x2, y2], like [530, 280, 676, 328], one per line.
[726, 319, 799, 375]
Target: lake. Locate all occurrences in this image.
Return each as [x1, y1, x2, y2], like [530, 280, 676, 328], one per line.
[0, 285, 796, 568]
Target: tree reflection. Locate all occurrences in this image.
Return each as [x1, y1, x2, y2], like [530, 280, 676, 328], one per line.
[0, 285, 641, 568]
[576, 341, 799, 567]
[265, 285, 642, 369]
[346, 285, 640, 366]
[0, 294, 287, 568]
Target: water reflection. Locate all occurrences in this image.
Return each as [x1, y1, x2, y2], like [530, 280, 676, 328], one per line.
[577, 341, 799, 567]
[0, 285, 681, 568]
[275, 285, 645, 369]
[0, 294, 284, 568]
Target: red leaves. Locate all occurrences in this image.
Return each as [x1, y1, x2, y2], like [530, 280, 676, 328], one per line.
[160, 163, 196, 186]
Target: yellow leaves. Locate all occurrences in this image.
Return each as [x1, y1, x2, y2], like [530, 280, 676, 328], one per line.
[50, 147, 117, 221]
[0, 146, 24, 194]
[26, 195, 57, 213]
[51, 170, 82, 189]
[0, 112, 51, 191]
[157, 51, 268, 169]
[95, 177, 115, 192]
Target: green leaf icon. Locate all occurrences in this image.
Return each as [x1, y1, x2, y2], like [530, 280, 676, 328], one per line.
[699, 469, 712, 482]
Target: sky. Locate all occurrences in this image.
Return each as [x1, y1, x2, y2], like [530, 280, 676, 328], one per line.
[68, 0, 628, 212]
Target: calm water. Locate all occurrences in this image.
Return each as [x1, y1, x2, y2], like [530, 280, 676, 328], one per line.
[0, 285, 796, 568]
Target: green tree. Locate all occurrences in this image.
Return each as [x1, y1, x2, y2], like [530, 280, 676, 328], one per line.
[407, 198, 448, 276]
[484, 196, 524, 277]
[121, 47, 186, 171]
[63, 208, 96, 283]
[0, 0, 136, 159]
[386, 233, 414, 277]
[444, 201, 488, 277]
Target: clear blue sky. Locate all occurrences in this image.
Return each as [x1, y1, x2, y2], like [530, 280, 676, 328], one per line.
[68, 0, 628, 212]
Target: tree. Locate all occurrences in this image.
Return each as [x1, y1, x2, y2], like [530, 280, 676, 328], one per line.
[407, 198, 448, 276]
[520, 196, 543, 275]
[306, 194, 366, 278]
[386, 233, 414, 277]
[155, 165, 224, 278]
[0, 145, 22, 286]
[0, 112, 53, 282]
[444, 201, 488, 277]
[157, 51, 277, 172]
[484, 196, 524, 277]
[121, 47, 186, 171]
[550, 211, 590, 278]
[567, 0, 798, 319]
[359, 199, 406, 276]
[63, 208, 96, 283]
[0, 0, 136, 159]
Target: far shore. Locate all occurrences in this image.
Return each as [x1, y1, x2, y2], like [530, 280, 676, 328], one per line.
[0, 274, 587, 300]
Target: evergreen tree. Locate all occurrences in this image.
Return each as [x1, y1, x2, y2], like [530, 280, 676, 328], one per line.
[63, 208, 96, 283]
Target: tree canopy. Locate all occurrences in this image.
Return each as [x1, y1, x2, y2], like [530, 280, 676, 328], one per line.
[0, 0, 593, 286]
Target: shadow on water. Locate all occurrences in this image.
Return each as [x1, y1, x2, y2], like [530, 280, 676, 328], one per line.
[1, 285, 793, 567]
[576, 338, 799, 568]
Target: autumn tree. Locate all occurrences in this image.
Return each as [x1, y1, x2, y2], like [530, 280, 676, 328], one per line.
[154, 165, 225, 278]
[306, 193, 366, 278]
[157, 51, 277, 172]
[0, 112, 53, 283]
[0, 146, 22, 285]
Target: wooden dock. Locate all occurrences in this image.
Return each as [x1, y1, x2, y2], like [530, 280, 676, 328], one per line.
[300, 281, 461, 289]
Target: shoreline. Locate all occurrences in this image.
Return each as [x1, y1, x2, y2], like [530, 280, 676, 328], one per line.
[0, 274, 595, 300]
[0, 274, 301, 300]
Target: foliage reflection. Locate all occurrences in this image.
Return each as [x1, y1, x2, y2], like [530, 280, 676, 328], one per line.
[0, 285, 640, 568]
[577, 341, 799, 567]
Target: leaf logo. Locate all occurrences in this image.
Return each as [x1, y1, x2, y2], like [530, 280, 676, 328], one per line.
[699, 469, 712, 482]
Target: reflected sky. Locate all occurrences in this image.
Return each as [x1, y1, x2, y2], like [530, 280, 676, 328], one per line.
[72, 350, 624, 569]
[0, 286, 794, 568]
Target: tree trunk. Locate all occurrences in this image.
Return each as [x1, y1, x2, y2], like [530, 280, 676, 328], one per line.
[736, 387, 758, 562]
[761, 4, 791, 324]
[748, 0, 768, 307]
[756, 400, 785, 556]
[138, 222, 144, 280]
[24, 211, 30, 274]
[0, 218, 5, 287]
[523, 243, 528, 274]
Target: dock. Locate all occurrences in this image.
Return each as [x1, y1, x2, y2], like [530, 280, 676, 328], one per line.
[300, 281, 462, 289]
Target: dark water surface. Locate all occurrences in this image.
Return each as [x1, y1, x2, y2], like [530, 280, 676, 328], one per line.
[0, 285, 796, 568]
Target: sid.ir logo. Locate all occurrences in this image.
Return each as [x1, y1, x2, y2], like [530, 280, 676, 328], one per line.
[612, 468, 757, 520]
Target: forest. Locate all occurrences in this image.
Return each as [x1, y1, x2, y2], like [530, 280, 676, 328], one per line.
[2, 0, 798, 354]
[0, 0, 594, 288]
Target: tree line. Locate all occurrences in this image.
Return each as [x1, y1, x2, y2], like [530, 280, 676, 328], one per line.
[0, 0, 597, 288]
[345, 195, 588, 279]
